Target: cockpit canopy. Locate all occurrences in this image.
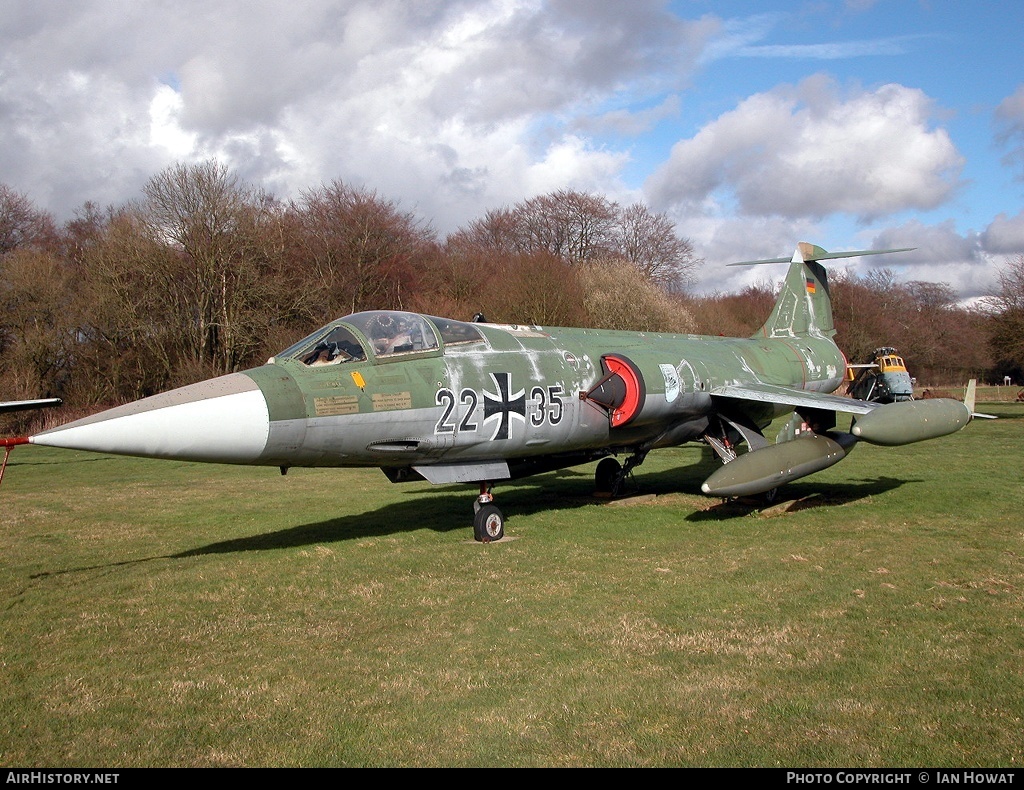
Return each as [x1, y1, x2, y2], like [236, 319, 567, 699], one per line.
[277, 310, 485, 366]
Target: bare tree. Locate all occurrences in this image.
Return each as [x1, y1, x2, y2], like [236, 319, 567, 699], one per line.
[831, 268, 988, 385]
[479, 251, 589, 327]
[831, 268, 907, 364]
[579, 258, 696, 333]
[138, 160, 284, 375]
[445, 190, 702, 314]
[615, 203, 701, 290]
[446, 207, 522, 256]
[513, 190, 617, 263]
[983, 254, 1024, 383]
[289, 180, 436, 320]
[0, 248, 75, 403]
[69, 208, 184, 400]
[687, 282, 778, 337]
[0, 184, 57, 255]
[419, 242, 492, 319]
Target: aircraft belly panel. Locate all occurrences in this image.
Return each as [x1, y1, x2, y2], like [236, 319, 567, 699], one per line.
[266, 408, 448, 466]
[260, 418, 308, 464]
[414, 461, 511, 484]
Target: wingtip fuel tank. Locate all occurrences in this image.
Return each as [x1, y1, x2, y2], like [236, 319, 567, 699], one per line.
[850, 398, 971, 446]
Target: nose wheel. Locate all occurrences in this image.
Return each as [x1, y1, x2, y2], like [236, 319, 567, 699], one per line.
[473, 484, 505, 542]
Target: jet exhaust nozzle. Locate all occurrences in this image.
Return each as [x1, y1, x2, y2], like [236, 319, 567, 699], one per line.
[850, 398, 971, 446]
[701, 432, 854, 498]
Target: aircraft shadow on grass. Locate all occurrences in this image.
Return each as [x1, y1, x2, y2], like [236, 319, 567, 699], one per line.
[171, 467, 911, 558]
[686, 476, 910, 520]
[23, 468, 914, 586]
[9, 454, 117, 468]
[982, 407, 1024, 420]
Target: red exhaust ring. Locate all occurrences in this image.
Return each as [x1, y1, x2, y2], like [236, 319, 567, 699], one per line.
[580, 354, 646, 428]
[603, 356, 644, 428]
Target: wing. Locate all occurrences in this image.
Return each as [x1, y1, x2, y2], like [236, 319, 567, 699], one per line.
[711, 383, 877, 415]
[0, 398, 62, 414]
[701, 381, 975, 497]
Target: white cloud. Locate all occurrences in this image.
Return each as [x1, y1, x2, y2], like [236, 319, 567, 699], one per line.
[981, 211, 1024, 255]
[148, 85, 196, 158]
[677, 214, 830, 296]
[996, 84, 1024, 180]
[868, 220, 994, 298]
[0, 0, 1019, 303]
[645, 76, 964, 222]
[0, 0, 714, 227]
[524, 136, 632, 197]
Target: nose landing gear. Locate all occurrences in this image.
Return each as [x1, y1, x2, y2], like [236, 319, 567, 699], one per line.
[473, 483, 505, 542]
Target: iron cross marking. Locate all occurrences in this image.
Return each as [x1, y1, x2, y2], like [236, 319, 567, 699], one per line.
[482, 372, 527, 441]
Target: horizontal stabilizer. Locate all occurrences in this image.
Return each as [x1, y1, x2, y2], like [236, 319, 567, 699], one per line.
[730, 242, 915, 267]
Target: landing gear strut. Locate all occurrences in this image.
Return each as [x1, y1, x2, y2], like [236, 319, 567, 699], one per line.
[594, 451, 648, 498]
[472, 483, 504, 542]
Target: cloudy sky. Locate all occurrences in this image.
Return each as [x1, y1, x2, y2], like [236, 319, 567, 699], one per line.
[2, 0, 1022, 298]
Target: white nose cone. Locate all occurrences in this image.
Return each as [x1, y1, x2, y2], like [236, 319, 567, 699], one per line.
[30, 373, 271, 463]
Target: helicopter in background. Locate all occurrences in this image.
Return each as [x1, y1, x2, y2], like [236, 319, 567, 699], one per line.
[846, 347, 915, 404]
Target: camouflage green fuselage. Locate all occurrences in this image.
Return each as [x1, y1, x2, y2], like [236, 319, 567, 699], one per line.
[244, 315, 846, 476]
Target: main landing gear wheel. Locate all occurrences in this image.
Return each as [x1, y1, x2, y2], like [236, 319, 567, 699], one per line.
[473, 503, 505, 543]
[595, 457, 623, 496]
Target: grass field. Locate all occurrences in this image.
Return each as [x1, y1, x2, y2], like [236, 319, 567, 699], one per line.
[1, 404, 1021, 767]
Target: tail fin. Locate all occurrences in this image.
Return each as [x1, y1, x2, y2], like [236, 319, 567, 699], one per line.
[964, 379, 998, 419]
[760, 246, 834, 339]
[730, 242, 914, 340]
[965, 378, 977, 413]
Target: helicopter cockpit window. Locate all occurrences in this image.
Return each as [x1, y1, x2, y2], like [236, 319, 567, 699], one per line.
[293, 326, 366, 366]
[428, 316, 484, 346]
[347, 311, 440, 358]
